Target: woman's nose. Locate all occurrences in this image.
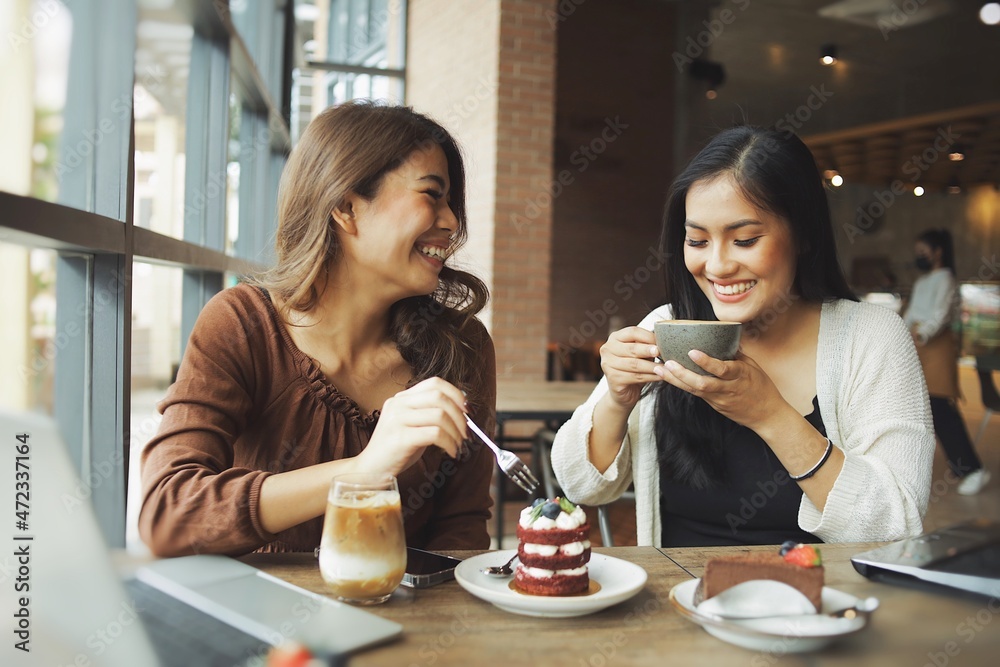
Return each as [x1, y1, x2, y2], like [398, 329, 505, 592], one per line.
[437, 203, 458, 233]
[706, 244, 737, 277]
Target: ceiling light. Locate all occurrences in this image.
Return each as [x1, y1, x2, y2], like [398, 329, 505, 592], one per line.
[913, 186, 925, 196]
[980, 3, 1000, 25]
[705, 89, 718, 100]
[947, 178, 962, 194]
[948, 144, 965, 161]
[830, 174, 844, 187]
[820, 44, 838, 66]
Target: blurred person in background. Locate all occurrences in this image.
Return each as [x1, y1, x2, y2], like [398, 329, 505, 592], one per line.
[904, 228, 989, 495]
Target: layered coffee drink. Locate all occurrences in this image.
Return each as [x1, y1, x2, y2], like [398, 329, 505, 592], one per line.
[319, 474, 406, 604]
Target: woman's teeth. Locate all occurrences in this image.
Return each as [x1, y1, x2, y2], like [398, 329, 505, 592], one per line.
[417, 245, 446, 260]
[713, 280, 757, 295]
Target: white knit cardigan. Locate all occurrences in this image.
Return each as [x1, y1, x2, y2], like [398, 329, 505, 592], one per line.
[550, 299, 935, 546]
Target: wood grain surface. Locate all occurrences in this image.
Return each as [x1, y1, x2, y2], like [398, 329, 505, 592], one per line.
[242, 544, 999, 666]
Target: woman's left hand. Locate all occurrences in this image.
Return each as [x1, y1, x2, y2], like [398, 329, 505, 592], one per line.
[654, 349, 786, 432]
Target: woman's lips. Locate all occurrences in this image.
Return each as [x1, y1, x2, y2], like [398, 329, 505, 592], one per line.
[711, 280, 757, 302]
[415, 243, 447, 268]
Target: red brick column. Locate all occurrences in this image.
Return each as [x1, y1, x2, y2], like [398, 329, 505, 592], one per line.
[408, 0, 557, 380]
[492, 0, 557, 379]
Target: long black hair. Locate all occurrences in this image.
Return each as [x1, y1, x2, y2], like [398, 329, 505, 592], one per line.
[655, 126, 856, 489]
[916, 228, 956, 275]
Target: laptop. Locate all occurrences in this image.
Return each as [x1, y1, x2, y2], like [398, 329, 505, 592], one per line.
[850, 518, 1000, 599]
[0, 409, 401, 667]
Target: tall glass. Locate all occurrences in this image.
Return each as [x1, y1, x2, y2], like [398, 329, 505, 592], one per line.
[319, 472, 406, 605]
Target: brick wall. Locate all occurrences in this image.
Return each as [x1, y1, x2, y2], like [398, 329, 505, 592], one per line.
[549, 0, 677, 353]
[408, 0, 557, 380]
[492, 0, 557, 379]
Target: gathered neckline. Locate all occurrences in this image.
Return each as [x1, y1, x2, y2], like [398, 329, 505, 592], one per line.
[252, 285, 381, 428]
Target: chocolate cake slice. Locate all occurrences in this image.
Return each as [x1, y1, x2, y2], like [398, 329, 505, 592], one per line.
[694, 551, 825, 612]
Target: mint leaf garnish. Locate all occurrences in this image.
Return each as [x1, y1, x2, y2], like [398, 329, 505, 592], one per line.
[558, 497, 576, 514]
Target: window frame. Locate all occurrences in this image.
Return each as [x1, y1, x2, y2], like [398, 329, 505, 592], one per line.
[0, 0, 292, 547]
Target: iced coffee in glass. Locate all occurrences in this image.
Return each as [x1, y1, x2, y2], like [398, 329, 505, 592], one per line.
[319, 472, 406, 604]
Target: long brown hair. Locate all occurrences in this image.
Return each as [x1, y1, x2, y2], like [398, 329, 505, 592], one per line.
[253, 100, 490, 409]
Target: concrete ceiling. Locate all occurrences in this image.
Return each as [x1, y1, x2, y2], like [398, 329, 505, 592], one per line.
[678, 0, 1000, 187]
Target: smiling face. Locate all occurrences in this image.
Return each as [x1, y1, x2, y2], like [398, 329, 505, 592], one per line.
[337, 144, 458, 300]
[683, 174, 799, 325]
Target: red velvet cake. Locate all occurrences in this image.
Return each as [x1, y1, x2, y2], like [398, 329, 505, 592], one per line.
[514, 497, 591, 596]
[694, 543, 825, 612]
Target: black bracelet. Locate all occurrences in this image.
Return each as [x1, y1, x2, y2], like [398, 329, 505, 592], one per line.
[789, 438, 834, 481]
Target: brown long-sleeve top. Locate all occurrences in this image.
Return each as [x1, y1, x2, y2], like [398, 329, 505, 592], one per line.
[139, 284, 496, 557]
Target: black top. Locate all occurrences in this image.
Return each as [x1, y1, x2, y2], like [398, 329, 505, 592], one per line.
[659, 396, 824, 547]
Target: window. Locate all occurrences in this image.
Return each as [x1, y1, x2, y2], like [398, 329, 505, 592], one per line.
[0, 243, 58, 416]
[292, 0, 406, 138]
[0, 0, 292, 549]
[133, 15, 192, 241]
[0, 0, 73, 203]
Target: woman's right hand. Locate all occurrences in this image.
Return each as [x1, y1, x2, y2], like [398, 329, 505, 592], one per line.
[599, 326, 662, 411]
[354, 377, 469, 477]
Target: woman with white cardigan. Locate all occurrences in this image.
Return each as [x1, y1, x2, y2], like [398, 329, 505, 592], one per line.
[551, 127, 935, 547]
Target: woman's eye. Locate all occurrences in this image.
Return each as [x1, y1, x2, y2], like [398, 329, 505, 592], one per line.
[424, 190, 443, 201]
[685, 238, 707, 248]
[734, 237, 761, 247]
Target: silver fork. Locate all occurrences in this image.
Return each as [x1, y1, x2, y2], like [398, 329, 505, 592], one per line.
[464, 414, 540, 494]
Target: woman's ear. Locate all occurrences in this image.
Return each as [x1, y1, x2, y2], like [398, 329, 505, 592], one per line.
[331, 197, 358, 235]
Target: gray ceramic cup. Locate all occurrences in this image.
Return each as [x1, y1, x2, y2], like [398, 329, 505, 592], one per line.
[653, 320, 742, 376]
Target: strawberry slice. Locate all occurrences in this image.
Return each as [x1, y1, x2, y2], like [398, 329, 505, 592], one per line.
[782, 544, 822, 568]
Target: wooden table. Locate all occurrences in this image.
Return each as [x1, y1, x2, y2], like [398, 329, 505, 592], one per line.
[243, 543, 1000, 666]
[495, 380, 599, 422]
[492, 381, 598, 545]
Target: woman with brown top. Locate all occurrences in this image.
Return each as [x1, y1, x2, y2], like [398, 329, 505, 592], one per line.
[139, 101, 496, 557]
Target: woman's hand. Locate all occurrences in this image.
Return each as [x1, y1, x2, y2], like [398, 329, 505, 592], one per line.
[654, 349, 787, 433]
[355, 377, 468, 476]
[599, 326, 662, 411]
